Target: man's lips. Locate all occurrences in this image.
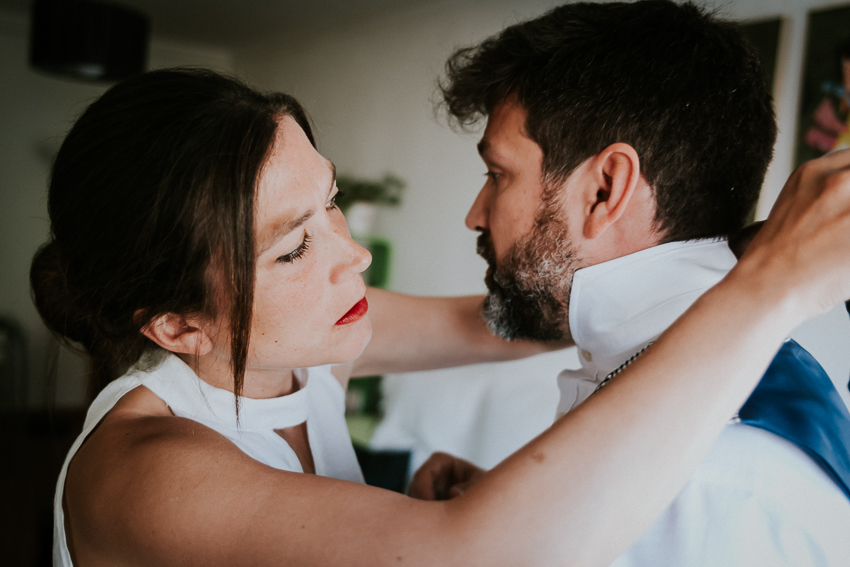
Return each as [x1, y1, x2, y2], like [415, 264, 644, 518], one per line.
[336, 297, 369, 325]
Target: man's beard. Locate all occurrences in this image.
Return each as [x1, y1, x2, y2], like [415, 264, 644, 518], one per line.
[477, 199, 582, 342]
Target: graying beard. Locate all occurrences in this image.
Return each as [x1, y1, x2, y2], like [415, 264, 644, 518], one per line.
[482, 219, 577, 342]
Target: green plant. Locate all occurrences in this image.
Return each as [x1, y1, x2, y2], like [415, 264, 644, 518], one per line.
[335, 174, 405, 213]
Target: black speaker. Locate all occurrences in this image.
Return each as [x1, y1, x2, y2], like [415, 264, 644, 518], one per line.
[30, 0, 150, 82]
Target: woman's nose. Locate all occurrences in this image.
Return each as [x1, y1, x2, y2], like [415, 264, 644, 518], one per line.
[330, 221, 372, 284]
[349, 238, 372, 275]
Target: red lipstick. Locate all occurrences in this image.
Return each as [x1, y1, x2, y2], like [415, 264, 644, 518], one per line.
[336, 297, 369, 325]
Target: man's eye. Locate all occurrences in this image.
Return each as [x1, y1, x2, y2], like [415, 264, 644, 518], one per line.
[276, 234, 311, 264]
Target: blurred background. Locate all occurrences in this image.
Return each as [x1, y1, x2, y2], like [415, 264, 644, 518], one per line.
[2, 0, 850, 563]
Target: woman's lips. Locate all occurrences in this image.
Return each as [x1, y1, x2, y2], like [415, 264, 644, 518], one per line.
[336, 297, 369, 325]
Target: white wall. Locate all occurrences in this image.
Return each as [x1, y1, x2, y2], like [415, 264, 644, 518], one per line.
[235, 0, 850, 469]
[0, 9, 234, 407]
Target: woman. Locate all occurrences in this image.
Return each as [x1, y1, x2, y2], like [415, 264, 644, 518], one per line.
[31, 68, 850, 567]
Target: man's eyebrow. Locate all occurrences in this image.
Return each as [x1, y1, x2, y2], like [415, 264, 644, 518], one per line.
[478, 139, 508, 166]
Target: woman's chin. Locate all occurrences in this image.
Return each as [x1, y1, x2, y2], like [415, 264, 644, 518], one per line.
[245, 316, 374, 371]
[334, 316, 373, 364]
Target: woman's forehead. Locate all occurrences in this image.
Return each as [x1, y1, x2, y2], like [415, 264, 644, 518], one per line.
[262, 118, 331, 195]
[255, 118, 334, 241]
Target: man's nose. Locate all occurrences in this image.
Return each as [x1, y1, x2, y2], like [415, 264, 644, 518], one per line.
[465, 187, 490, 232]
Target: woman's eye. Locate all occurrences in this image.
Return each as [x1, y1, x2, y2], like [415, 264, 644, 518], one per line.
[327, 189, 346, 210]
[276, 234, 311, 264]
[485, 171, 501, 182]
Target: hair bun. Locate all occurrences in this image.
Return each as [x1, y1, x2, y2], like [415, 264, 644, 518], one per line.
[30, 241, 96, 350]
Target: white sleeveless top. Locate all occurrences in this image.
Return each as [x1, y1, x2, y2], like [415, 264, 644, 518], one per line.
[53, 353, 364, 566]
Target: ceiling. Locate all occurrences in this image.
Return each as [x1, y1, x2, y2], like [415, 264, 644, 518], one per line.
[0, 0, 431, 47]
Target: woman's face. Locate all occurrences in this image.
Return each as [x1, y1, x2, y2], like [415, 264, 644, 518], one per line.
[210, 116, 373, 374]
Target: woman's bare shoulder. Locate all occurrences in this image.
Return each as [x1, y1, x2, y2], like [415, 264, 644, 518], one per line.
[71, 384, 219, 460]
[62, 385, 442, 567]
[63, 386, 275, 565]
[68, 385, 222, 477]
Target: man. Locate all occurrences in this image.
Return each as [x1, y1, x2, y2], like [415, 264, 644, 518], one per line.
[412, 1, 850, 564]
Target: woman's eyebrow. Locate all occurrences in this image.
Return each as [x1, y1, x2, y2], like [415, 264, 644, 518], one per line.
[258, 211, 313, 255]
[325, 160, 337, 199]
[258, 161, 338, 255]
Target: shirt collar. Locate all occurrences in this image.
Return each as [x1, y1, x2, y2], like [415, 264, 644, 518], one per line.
[568, 238, 737, 377]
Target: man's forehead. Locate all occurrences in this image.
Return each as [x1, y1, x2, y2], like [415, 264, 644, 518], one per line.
[479, 99, 538, 159]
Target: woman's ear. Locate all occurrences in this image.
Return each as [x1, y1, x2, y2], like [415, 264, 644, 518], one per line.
[141, 313, 213, 355]
[583, 143, 644, 239]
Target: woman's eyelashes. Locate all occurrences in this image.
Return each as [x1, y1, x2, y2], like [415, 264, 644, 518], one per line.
[484, 171, 501, 182]
[276, 234, 311, 264]
[276, 189, 342, 265]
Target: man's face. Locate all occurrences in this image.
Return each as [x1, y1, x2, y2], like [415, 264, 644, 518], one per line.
[466, 99, 584, 341]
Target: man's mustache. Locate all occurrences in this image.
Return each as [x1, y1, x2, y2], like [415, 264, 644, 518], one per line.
[478, 231, 514, 294]
[476, 232, 496, 265]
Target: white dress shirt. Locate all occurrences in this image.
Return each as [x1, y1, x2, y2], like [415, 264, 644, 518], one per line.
[558, 239, 850, 566]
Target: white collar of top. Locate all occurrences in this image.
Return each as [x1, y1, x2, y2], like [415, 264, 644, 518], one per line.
[142, 354, 311, 432]
[567, 238, 737, 380]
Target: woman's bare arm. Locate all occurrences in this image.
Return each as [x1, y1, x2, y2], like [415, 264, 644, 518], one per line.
[349, 289, 571, 378]
[66, 153, 850, 567]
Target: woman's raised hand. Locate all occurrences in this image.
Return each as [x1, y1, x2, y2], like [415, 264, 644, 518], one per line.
[734, 150, 850, 324]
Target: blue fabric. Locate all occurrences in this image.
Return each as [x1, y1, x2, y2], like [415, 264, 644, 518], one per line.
[738, 340, 850, 500]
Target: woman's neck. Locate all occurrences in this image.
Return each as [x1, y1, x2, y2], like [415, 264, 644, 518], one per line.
[177, 352, 297, 399]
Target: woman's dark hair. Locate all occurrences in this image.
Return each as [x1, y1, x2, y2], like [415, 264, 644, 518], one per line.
[30, 68, 314, 400]
[441, 0, 777, 242]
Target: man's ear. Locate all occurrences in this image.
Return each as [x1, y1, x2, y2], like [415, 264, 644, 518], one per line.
[140, 312, 213, 356]
[583, 143, 643, 240]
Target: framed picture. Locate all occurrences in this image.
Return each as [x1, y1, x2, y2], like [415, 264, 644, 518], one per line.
[738, 17, 783, 222]
[739, 17, 783, 97]
[796, 5, 850, 166]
